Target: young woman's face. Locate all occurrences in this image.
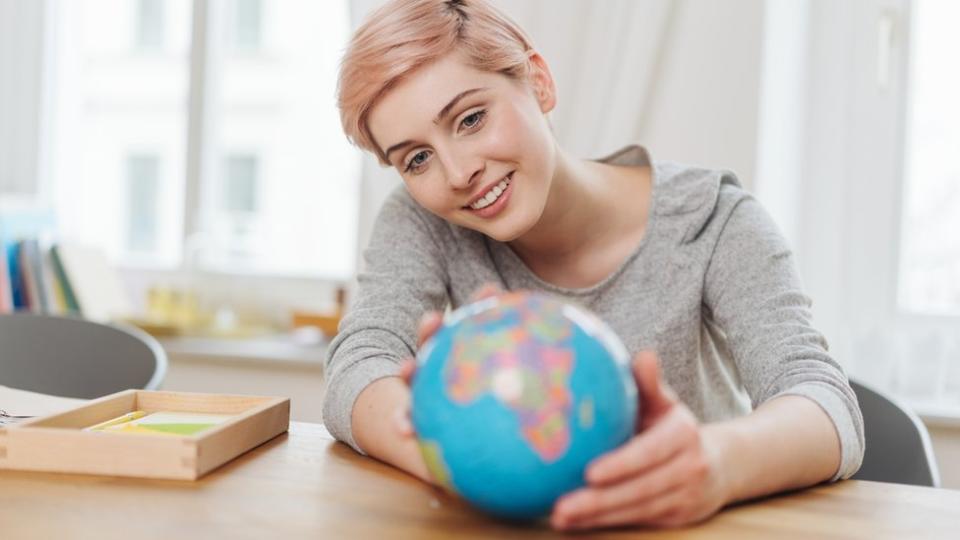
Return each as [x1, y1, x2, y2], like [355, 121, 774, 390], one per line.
[367, 52, 557, 241]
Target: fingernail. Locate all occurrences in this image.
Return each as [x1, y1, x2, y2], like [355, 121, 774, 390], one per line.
[393, 409, 412, 434]
[557, 496, 577, 515]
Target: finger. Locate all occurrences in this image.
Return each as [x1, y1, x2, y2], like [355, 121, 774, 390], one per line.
[635, 351, 676, 404]
[398, 358, 416, 385]
[554, 451, 694, 524]
[585, 408, 692, 485]
[634, 351, 678, 429]
[416, 311, 444, 348]
[556, 484, 690, 531]
[468, 282, 502, 303]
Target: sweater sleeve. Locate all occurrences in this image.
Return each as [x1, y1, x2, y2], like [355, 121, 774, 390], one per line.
[322, 188, 449, 453]
[702, 191, 865, 481]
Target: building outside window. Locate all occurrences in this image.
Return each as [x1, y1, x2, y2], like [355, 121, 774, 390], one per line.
[46, 0, 359, 280]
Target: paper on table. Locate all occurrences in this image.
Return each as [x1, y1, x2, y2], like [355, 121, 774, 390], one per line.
[87, 411, 233, 436]
[0, 385, 88, 424]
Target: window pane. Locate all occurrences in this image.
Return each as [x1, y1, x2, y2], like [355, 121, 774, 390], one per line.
[135, 0, 165, 51]
[49, 0, 191, 268]
[229, 0, 262, 52]
[898, 0, 960, 315]
[199, 0, 360, 278]
[126, 154, 160, 252]
[223, 154, 258, 213]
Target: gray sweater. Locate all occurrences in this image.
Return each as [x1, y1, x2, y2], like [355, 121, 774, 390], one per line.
[322, 145, 864, 480]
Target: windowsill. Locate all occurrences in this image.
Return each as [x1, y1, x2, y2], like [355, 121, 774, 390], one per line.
[156, 338, 960, 429]
[158, 335, 326, 371]
[902, 398, 960, 429]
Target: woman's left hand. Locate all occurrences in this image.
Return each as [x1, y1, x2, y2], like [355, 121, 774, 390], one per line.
[550, 351, 731, 530]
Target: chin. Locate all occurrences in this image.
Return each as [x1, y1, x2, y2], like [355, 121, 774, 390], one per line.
[479, 215, 537, 243]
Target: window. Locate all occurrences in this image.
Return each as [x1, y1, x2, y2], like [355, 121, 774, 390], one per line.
[228, 0, 262, 53]
[135, 0, 165, 51]
[49, 0, 191, 269]
[126, 154, 161, 253]
[46, 0, 359, 280]
[797, 0, 960, 414]
[897, 0, 960, 316]
[223, 154, 258, 214]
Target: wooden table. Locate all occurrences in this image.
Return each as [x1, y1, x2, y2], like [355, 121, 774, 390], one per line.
[2, 420, 960, 539]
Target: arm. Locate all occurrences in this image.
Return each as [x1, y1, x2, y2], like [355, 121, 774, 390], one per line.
[550, 354, 842, 531]
[551, 192, 863, 530]
[322, 189, 448, 479]
[705, 394, 840, 504]
[353, 287, 497, 483]
[352, 377, 431, 482]
[701, 194, 864, 482]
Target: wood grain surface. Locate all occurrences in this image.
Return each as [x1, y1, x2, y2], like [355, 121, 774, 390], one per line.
[2, 422, 959, 539]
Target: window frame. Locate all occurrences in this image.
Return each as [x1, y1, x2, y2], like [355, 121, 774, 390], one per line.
[798, 0, 960, 413]
[35, 0, 356, 320]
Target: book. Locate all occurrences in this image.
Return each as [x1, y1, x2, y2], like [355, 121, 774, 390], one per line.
[84, 410, 233, 437]
[18, 239, 48, 313]
[6, 241, 25, 310]
[0, 210, 57, 313]
[49, 244, 81, 313]
[53, 242, 131, 322]
[0, 242, 11, 313]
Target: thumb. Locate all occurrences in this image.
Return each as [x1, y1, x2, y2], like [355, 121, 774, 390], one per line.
[399, 358, 416, 386]
[469, 282, 503, 303]
[633, 351, 677, 427]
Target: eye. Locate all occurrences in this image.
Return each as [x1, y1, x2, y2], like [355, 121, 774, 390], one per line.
[404, 149, 432, 174]
[459, 109, 487, 132]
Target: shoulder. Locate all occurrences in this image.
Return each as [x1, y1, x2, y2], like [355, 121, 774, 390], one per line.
[375, 185, 446, 234]
[373, 184, 483, 249]
[651, 160, 752, 244]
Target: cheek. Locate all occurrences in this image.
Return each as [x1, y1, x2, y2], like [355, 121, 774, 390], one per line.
[481, 102, 551, 164]
[404, 178, 452, 213]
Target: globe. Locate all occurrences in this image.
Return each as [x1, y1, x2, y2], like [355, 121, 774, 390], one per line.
[411, 290, 638, 520]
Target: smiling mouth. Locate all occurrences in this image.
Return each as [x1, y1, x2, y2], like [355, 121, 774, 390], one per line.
[464, 173, 513, 210]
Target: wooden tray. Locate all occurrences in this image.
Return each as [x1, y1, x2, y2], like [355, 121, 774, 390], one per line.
[0, 389, 289, 480]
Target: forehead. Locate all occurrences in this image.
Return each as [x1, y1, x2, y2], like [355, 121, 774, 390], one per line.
[367, 53, 512, 151]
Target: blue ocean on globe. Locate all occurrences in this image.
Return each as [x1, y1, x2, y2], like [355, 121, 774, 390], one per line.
[411, 290, 638, 520]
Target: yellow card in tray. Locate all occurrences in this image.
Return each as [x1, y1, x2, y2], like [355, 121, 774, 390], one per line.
[85, 411, 233, 436]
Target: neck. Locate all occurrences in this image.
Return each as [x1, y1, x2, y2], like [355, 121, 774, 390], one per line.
[508, 146, 621, 264]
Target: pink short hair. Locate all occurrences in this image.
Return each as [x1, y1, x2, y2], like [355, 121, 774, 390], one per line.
[338, 0, 535, 165]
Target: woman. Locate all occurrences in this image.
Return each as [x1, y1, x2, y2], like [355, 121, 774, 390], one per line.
[324, 0, 863, 530]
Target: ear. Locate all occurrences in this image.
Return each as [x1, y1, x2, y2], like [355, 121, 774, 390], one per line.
[527, 52, 557, 114]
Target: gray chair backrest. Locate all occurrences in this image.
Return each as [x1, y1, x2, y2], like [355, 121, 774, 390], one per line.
[0, 313, 167, 399]
[850, 379, 940, 487]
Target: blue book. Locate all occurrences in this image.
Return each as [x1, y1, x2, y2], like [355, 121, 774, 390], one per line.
[19, 239, 47, 313]
[5, 240, 22, 310]
[0, 210, 57, 312]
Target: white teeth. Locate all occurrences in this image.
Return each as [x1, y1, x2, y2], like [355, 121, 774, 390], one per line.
[469, 175, 512, 210]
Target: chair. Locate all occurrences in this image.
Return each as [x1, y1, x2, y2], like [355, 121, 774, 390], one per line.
[850, 379, 941, 487]
[0, 313, 167, 399]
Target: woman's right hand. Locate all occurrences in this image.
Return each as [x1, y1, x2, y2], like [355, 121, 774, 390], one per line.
[393, 283, 502, 438]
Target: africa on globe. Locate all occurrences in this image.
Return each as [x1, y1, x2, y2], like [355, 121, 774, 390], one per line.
[411, 290, 639, 520]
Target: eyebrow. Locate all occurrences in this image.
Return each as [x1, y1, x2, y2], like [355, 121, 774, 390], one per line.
[383, 87, 489, 163]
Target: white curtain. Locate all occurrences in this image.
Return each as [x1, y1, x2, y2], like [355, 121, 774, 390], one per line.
[492, 0, 676, 158]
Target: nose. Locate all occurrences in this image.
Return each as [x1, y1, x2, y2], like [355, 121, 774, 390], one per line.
[441, 146, 484, 190]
